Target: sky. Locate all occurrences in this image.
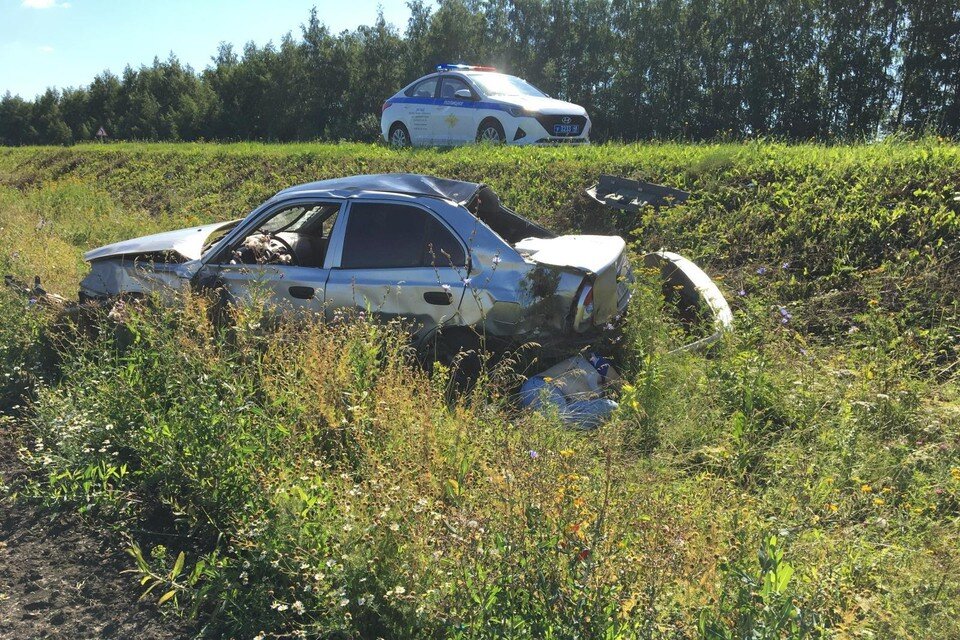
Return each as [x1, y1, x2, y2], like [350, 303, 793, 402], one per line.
[1, 0, 420, 99]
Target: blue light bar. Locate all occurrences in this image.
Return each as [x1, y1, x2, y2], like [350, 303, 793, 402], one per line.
[436, 63, 497, 72]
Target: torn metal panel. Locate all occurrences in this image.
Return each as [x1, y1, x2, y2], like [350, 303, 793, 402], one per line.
[586, 175, 689, 212]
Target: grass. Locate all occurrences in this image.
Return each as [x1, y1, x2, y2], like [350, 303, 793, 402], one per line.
[0, 140, 958, 638]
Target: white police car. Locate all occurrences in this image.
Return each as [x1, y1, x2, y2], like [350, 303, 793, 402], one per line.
[381, 64, 591, 146]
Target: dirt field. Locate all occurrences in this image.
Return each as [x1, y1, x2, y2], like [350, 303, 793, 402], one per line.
[0, 427, 193, 640]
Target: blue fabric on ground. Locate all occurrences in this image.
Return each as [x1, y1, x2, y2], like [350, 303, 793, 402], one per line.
[519, 376, 568, 411]
[564, 398, 619, 430]
[519, 376, 618, 430]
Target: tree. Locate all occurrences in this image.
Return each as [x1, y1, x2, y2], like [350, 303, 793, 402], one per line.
[1, 1, 957, 144]
[895, 0, 960, 134]
[0, 93, 38, 145]
[33, 89, 72, 145]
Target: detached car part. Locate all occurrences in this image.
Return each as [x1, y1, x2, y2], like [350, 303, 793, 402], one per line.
[643, 251, 733, 351]
[586, 174, 690, 211]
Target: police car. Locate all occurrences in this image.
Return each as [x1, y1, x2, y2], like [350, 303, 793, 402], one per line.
[381, 64, 591, 146]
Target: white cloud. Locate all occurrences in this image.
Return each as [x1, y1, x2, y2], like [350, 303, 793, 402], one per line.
[37, 45, 54, 53]
[22, 0, 71, 8]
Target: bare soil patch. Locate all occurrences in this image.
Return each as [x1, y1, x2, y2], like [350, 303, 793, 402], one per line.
[0, 424, 193, 640]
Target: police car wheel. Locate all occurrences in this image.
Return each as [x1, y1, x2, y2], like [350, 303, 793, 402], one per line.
[477, 119, 505, 144]
[389, 123, 411, 147]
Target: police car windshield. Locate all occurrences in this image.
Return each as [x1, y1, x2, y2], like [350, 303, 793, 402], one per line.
[467, 73, 546, 98]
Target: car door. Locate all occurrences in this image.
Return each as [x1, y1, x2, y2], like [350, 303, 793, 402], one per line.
[324, 200, 470, 339]
[435, 75, 479, 144]
[405, 76, 440, 145]
[199, 200, 342, 315]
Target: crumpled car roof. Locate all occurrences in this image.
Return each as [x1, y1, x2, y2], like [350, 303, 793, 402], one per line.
[276, 173, 483, 205]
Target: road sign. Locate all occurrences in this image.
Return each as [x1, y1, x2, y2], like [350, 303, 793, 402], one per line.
[96, 126, 108, 140]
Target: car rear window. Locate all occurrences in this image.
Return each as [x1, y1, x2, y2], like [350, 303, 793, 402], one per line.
[341, 203, 465, 269]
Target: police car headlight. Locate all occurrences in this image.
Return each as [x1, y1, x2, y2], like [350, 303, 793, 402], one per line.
[507, 105, 535, 118]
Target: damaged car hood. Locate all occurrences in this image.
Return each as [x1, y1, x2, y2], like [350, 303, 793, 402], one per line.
[84, 221, 236, 262]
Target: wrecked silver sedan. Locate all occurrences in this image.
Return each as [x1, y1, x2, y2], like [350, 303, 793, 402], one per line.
[80, 174, 634, 349]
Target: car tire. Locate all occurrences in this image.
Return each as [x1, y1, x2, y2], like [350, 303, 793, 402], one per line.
[388, 122, 411, 147]
[476, 119, 505, 144]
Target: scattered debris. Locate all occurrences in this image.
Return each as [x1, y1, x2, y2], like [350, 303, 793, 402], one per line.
[3, 275, 67, 309]
[520, 351, 621, 429]
[586, 174, 690, 211]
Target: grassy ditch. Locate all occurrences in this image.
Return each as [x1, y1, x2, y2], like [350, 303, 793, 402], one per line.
[0, 141, 958, 638]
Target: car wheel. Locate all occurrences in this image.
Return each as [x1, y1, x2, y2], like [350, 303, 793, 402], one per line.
[389, 123, 411, 147]
[476, 119, 505, 144]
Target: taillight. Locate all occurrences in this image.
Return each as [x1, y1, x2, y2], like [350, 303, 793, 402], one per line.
[573, 283, 595, 332]
[381, 101, 391, 113]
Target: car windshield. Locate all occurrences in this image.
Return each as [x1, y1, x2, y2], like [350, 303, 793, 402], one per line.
[467, 73, 547, 98]
[261, 204, 339, 234]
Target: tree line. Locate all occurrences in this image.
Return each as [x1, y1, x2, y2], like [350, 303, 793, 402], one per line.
[1, 0, 958, 145]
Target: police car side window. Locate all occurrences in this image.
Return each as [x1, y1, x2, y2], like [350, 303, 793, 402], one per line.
[407, 78, 438, 99]
[340, 203, 465, 269]
[440, 77, 471, 99]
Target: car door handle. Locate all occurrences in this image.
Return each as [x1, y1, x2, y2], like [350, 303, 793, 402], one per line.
[423, 291, 453, 305]
[288, 286, 315, 300]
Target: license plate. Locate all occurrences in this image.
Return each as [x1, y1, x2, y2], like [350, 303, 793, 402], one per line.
[553, 123, 579, 135]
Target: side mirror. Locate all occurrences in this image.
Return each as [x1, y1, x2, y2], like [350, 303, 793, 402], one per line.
[454, 88, 473, 100]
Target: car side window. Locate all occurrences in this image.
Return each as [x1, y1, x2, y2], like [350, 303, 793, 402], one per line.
[439, 77, 472, 100]
[224, 202, 341, 268]
[406, 78, 438, 99]
[340, 203, 465, 269]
